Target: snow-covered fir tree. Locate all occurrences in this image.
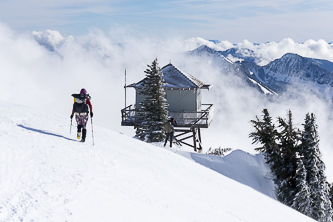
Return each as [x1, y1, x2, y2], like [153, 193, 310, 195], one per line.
[135, 58, 169, 142]
[329, 183, 333, 212]
[299, 113, 332, 222]
[250, 109, 296, 205]
[250, 108, 279, 162]
[275, 110, 299, 205]
[291, 156, 312, 217]
[250, 110, 333, 221]
[249, 109, 284, 188]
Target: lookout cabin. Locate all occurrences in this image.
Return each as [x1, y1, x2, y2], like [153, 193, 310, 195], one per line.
[121, 63, 213, 151]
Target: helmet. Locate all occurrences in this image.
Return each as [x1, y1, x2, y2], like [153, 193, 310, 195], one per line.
[80, 88, 87, 94]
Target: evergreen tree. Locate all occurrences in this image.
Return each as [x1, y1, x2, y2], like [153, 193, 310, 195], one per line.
[250, 110, 333, 221]
[250, 109, 283, 187]
[329, 183, 333, 213]
[250, 109, 295, 205]
[135, 58, 169, 142]
[275, 110, 299, 205]
[300, 113, 333, 222]
[316, 154, 333, 222]
[250, 108, 279, 161]
[291, 156, 312, 217]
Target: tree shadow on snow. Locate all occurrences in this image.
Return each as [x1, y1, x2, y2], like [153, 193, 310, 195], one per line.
[17, 124, 77, 142]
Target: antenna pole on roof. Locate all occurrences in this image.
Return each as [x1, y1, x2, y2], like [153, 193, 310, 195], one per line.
[124, 68, 127, 108]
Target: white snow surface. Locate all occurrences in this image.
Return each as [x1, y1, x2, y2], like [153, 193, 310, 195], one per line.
[0, 101, 314, 222]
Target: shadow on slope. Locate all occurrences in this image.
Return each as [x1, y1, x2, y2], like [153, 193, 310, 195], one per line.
[17, 124, 77, 142]
[190, 149, 275, 198]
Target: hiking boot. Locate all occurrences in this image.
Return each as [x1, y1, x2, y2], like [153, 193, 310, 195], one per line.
[81, 129, 87, 143]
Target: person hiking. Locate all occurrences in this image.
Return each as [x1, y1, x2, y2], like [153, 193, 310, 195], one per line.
[164, 117, 177, 147]
[70, 88, 93, 142]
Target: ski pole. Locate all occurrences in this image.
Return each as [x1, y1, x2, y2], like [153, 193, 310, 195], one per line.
[91, 118, 95, 146]
[70, 119, 72, 134]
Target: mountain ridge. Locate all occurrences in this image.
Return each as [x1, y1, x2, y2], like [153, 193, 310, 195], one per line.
[189, 45, 333, 95]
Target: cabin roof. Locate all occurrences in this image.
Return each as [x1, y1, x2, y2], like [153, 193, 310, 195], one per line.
[127, 63, 211, 89]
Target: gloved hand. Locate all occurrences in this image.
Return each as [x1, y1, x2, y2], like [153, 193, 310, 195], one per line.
[90, 112, 93, 118]
[70, 114, 74, 119]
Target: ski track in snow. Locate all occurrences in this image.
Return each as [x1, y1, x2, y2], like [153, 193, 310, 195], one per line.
[0, 102, 315, 222]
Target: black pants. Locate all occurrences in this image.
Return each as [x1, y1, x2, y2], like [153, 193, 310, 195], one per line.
[164, 132, 174, 147]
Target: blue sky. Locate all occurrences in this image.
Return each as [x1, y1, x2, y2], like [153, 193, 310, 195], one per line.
[0, 0, 332, 42]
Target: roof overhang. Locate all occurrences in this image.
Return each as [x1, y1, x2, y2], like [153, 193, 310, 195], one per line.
[126, 63, 212, 90]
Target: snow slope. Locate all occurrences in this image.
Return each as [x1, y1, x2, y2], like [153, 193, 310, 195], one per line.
[0, 101, 314, 221]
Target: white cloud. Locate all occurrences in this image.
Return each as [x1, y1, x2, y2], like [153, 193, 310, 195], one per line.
[228, 38, 333, 65]
[32, 30, 74, 51]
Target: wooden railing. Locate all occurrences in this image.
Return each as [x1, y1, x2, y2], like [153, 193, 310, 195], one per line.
[121, 104, 137, 126]
[121, 104, 213, 128]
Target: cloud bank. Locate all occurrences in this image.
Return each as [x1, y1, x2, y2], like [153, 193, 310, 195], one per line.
[1, 23, 333, 180]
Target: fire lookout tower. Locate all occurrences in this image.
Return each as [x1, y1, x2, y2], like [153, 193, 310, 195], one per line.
[121, 63, 213, 152]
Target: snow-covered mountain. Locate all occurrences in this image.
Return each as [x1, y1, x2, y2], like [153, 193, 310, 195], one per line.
[0, 101, 315, 221]
[188, 45, 278, 95]
[263, 53, 333, 86]
[189, 45, 333, 95]
[220, 47, 257, 63]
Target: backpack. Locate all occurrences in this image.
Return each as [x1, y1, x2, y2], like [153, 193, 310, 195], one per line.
[72, 93, 91, 113]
